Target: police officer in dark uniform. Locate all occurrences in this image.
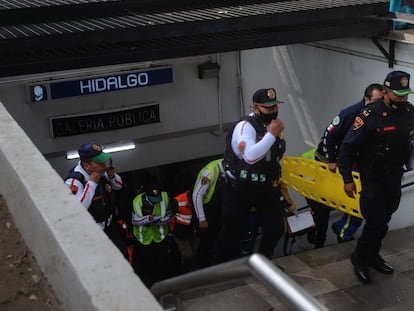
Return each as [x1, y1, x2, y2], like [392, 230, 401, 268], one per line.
[307, 83, 384, 248]
[339, 71, 414, 283]
[213, 88, 286, 262]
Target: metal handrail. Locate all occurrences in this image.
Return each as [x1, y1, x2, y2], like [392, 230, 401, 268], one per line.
[150, 253, 328, 311]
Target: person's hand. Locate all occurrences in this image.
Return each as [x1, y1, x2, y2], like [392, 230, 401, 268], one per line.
[328, 162, 337, 173]
[344, 182, 356, 198]
[89, 171, 101, 183]
[199, 220, 209, 231]
[267, 119, 284, 138]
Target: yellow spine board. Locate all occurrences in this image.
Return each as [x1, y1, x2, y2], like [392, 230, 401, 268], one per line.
[281, 156, 363, 219]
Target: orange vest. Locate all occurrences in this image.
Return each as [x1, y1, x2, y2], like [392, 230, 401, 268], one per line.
[170, 191, 193, 232]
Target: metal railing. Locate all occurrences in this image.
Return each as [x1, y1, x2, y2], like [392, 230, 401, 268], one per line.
[150, 253, 328, 311]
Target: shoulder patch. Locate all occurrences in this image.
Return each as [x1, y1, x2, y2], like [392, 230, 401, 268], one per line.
[70, 185, 78, 194]
[353, 116, 364, 130]
[201, 176, 210, 185]
[238, 141, 246, 154]
[332, 116, 340, 126]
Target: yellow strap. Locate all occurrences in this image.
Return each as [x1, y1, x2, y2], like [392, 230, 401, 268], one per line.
[281, 156, 363, 219]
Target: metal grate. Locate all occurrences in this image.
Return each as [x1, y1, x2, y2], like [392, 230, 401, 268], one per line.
[0, 0, 389, 40]
[0, 0, 116, 10]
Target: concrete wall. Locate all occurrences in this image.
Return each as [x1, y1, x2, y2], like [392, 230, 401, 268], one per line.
[0, 102, 162, 311]
[0, 53, 240, 177]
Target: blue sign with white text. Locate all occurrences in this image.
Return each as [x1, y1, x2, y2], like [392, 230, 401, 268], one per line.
[50, 68, 173, 99]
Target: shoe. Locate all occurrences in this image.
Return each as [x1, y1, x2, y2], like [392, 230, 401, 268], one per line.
[350, 252, 371, 283]
[369, 254, 393, 274]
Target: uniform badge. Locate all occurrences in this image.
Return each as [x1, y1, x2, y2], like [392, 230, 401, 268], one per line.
[361, 110, 370, 117]
[353, 117, 364, 130]
[92, 144, 102, 152]
[201, 176, 210, 185]
[332, 116, 340, 126]
[401, 77, 409, 88]
[383, 111, 388, 117]
[327, 124, 334, 132]
[267, 89, 276, 100]
[105, 184, 112, 192]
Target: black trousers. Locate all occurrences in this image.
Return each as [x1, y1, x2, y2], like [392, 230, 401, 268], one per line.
[194, 198, 221, 267]
[104, 221, 129, 261]
[356, 168, 402, 259]
[213, 181, 285, 263]
[306, 198, 332, 247]
[131, 237, 180, 288]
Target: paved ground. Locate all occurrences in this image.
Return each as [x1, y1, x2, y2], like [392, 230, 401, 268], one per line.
[0, 195, 64, 311]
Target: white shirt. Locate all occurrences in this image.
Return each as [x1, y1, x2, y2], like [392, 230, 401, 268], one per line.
[231, 114, 276, 164]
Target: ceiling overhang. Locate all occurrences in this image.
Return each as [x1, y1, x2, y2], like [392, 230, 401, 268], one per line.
[0, 0, 392, 77]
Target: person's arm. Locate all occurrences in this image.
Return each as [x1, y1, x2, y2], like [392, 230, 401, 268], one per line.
[234, 120, 279, 164]
[192, 170, 210, 223]
[338, 110, 373, 197]
[65, 174, 99, 209]
[105, 167, 123, 190]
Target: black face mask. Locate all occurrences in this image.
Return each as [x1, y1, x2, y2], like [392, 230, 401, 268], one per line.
[257, 111, 278, 125]
[389, 100, 408, 112]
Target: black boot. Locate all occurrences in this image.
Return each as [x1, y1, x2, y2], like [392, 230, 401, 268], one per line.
[369, 254, 393, 274]
[350, 252, 370, 283]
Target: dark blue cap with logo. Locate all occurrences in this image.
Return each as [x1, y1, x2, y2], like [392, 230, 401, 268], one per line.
[252, 88, 284, 105]
[78, 142, 111, 163]
[384, 71, 414, 97]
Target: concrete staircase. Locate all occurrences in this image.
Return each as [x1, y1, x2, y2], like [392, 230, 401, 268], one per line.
[168, 225, 414, 310]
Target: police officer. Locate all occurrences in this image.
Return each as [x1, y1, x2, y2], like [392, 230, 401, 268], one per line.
[339, 71, 414, 283]
[308, 84, 385, 247]
[213, 88, 286, 262]
[192, 158, 226, 267]
[65, 142, 128, 259]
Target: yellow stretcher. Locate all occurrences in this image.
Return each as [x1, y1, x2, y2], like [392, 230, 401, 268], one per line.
[281, 156, 363, 219]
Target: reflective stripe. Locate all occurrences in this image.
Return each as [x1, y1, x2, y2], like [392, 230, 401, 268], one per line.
[176, 213, 192, 224]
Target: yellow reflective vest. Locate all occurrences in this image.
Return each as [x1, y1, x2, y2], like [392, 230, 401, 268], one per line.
[132, 192, 169, 245]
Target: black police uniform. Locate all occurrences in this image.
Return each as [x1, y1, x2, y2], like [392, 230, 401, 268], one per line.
[213, 114, 286, 262]
[308, 99, 368, 247]
[339, 99, 414, 274]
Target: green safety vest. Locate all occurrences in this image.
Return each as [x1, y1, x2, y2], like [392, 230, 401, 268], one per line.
[132, 192, 169, 245]
[194, 158, 223, 204]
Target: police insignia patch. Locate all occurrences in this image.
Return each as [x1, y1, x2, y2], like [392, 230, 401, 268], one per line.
[361, 110, 370, 117]
[353, 117, 364, 130]
[267, 89, 276, 100]
[92, 144, 102, 152]
[238, 141, 246, 154]
[332, 116, 340, 126]
[201, 176, 210, 184]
